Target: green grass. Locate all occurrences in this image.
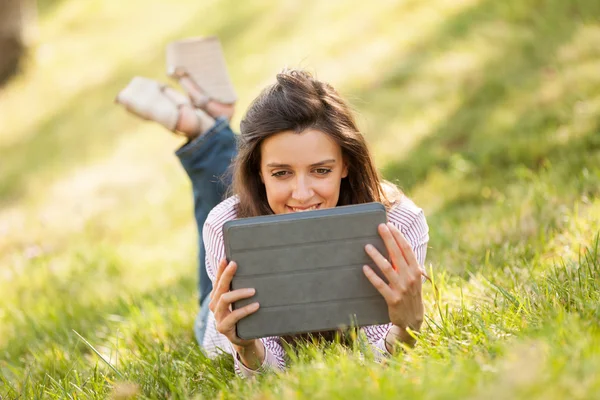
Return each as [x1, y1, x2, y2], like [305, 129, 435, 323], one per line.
[1, 0, 599, 398]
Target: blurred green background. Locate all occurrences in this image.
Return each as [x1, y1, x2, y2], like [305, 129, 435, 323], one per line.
[1, 0, 599, 398]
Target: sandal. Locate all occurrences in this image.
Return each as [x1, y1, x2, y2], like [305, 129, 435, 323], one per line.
[166, 36, 237, 108]
[115, 76, 215, 137]
[176, 71, 236, 121]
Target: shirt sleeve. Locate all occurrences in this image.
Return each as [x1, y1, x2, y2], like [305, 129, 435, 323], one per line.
[202, 202, 231, 283]
[232, 336, 287, 378]
[397, 208, 429, 268]
[362, 204, 430, 359]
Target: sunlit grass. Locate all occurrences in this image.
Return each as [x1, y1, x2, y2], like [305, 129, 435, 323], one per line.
[1, 0, 600, 398]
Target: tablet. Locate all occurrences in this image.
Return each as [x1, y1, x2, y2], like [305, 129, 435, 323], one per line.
[223, 202, 391, 340]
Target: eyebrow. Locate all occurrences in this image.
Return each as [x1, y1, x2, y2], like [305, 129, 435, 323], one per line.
[266, 159, 336, 168]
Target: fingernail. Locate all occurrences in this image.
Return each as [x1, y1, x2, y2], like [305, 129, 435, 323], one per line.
[252, 302, 260, 310]
[365, 244, 374, 251]
[248, 288, 256, 295]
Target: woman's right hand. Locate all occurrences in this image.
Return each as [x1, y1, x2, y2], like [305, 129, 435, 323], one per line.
[209, 258, 260, 348]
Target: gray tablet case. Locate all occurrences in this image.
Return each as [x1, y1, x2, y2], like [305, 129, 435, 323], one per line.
[223, 202, 391, 340]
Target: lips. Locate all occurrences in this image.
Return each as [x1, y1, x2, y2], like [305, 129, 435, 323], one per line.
[287, 204, 321, 212]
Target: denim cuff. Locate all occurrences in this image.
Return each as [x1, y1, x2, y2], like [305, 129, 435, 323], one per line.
[174, 117, 237, 189]
[175, 117, 231, 162]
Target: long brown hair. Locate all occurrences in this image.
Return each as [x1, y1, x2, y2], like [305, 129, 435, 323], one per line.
[232, 69, 402, 218]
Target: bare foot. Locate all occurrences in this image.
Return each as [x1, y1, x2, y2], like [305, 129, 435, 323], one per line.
[174, 106, 215, 140]
[205, 99, 235, 121]
[175, 105, 201, 136]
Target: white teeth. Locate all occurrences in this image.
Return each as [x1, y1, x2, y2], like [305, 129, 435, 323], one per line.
[290, 205, 319, 212]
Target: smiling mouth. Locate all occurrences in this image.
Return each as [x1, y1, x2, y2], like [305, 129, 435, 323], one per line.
[286, 204, 322, 212]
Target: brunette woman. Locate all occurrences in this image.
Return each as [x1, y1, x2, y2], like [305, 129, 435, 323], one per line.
[204, 69, 429, 377]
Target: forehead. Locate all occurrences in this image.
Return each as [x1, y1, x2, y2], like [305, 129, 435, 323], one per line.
[260, 129, 342, 165]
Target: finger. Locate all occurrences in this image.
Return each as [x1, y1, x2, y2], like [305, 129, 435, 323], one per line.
[214, 258, 229, 288]
[364, 243, 401, 287]
[362, 265, 395, 304]
[378, 223, 409, 274]
[221, 288, 256, 307]
[387, 223, 419, 272]
[219, 302, 260, 333]
[214, 288, 255, 321]
[210, 261, 237, 312]
[215, 261, 237, 295]
[211, 258, 228, 302]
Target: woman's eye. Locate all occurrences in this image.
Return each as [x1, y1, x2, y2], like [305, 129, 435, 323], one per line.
[271, 171, 289, 177]
[314, 168, 332, 175]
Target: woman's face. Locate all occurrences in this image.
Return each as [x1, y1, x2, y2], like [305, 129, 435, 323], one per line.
[259, 129, 348, 214]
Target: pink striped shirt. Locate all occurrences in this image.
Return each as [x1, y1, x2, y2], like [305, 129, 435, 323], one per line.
[202, 195, 429, 378]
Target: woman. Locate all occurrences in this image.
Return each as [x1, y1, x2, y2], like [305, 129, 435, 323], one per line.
[203, 69, 429, 378]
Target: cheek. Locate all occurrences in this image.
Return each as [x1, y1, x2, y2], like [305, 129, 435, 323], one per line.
[264, 180, 289, 204]
[314, 176, 343, 203]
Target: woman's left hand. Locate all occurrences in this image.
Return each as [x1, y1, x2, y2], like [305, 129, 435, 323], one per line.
[363, 222, 424, 335]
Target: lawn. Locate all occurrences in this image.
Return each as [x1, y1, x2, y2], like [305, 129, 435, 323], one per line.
[1, 0, 599, 398]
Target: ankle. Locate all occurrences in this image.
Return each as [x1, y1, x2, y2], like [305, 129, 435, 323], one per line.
[178, 75, 209, 108]
[204, 101, 235, 121]
[175, 106, 216, 139]
[176, 106, 201, 137]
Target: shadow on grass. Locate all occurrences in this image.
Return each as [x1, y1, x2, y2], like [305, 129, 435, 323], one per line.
[376, 0, 600, 194]
[348, 0, 600, 272]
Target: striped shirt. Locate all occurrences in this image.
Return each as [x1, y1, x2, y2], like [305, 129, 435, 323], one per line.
[202, 195, 429, 378]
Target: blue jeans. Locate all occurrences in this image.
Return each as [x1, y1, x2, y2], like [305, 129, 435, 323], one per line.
[175, 118, 237, 345]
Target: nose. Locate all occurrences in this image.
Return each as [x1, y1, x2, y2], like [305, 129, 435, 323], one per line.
[291, 175, 314, 203]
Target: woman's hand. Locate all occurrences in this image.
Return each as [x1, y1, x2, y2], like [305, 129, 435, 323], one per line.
[363, 223, 424, 346]
[209, 259, 260, 349]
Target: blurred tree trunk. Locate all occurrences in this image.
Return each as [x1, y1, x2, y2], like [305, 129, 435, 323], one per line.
[0, 0, 36, 86]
